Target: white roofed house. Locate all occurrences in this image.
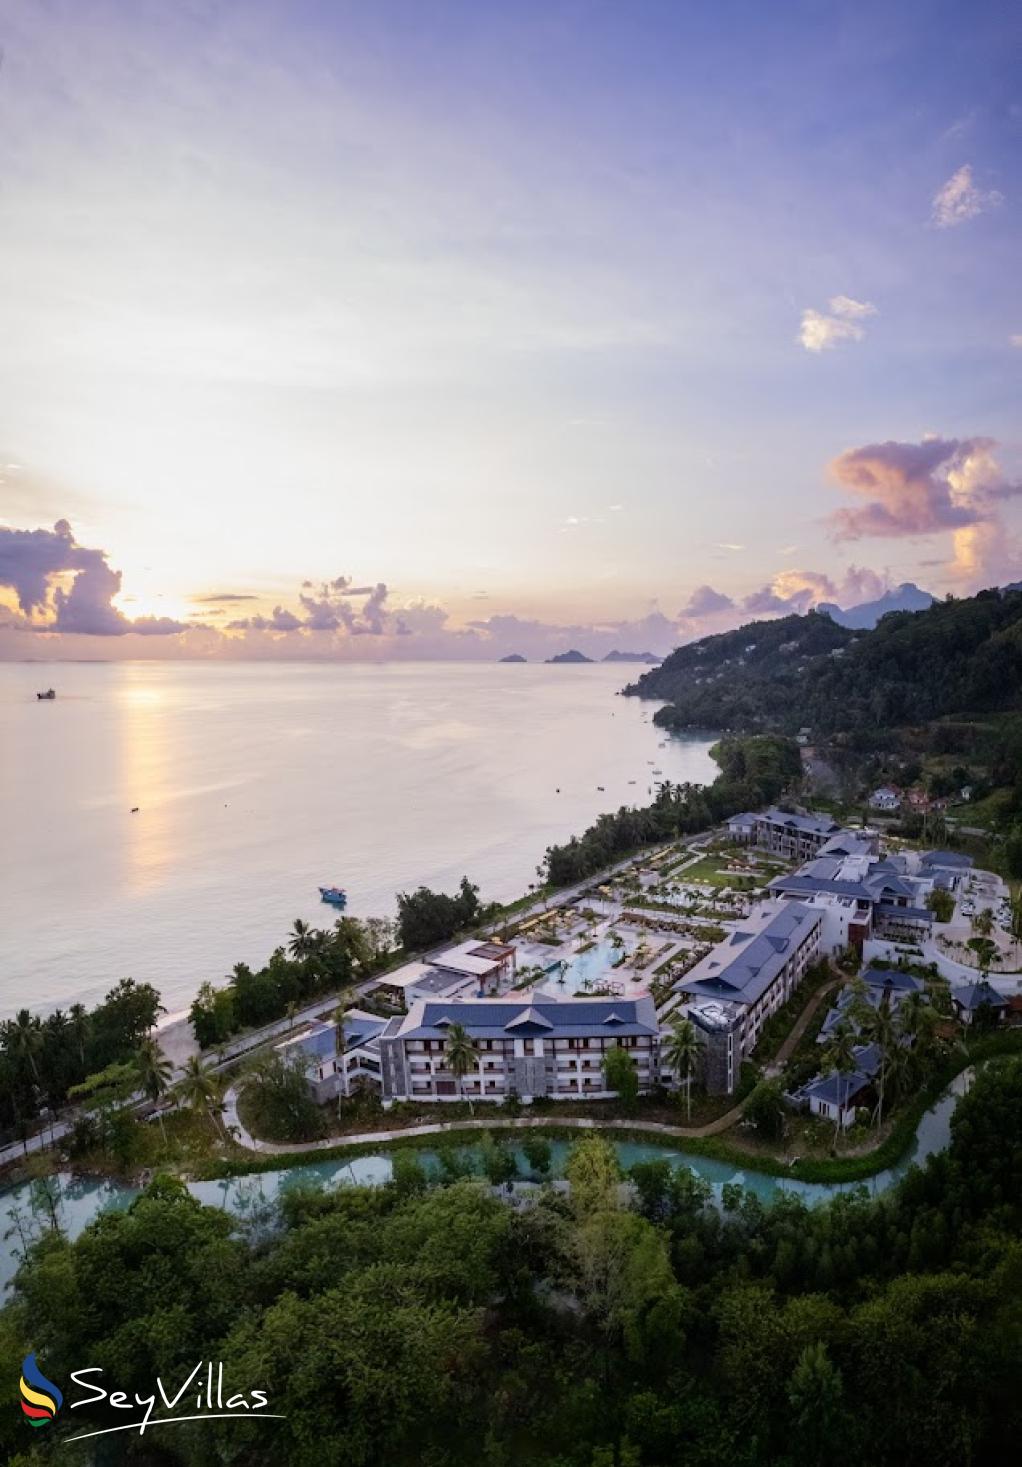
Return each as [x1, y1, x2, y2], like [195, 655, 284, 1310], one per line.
[373, 939, 518, 1011]
[376, 994, 661, 1104]
[869, 786, 901, 811]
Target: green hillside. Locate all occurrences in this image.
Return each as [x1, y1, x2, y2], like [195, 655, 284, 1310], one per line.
[626, 589, 1022, 741]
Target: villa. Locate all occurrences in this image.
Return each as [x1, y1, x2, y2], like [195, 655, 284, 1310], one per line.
[797, 1042, 881, 1130]
[376, 993, 661, 1103]
[673, 901, 823, 1094]
[950, 981, 1008, 1026]
[275, 1008, 388, 1102]
[817, 968, 925, 1042]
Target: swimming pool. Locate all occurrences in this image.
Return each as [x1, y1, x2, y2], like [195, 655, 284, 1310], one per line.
[536, 936, 635, 995]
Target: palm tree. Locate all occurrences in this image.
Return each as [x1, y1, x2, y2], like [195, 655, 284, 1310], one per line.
[135, 1037, 173, 1143]
[662, 1014, 701, 1120]
[288, 919, 316, 961]
[6, 1009, 43, 1083]
[863, 1005, 897, 1128]
[443, 1023, 478, 1113]
[821, 1022, 858, 1148]
[332, 987, 355, 1048]
[68, 1003, 90, 1070]
[175, 1055, 223, 1137]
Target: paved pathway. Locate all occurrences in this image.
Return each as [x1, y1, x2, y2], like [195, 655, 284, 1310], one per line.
[764, 976, 840, 1077]
[222, 1083, 746, 1158]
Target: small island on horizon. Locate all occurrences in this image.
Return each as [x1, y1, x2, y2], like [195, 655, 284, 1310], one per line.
[540, 649, 662, 664]
[498, 653, 527, 662]
[545, 649, 593, 663]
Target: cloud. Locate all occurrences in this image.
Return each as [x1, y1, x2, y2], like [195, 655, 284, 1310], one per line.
[0, 520, 186, 634]
[740, 566, 891, 617]
[799, 295, 877, 352]
[227, 606, 302, 632]
[713, 542, 745, 552]
[679, 585, 734, 617]
[828, 435, 1019, 541]
[1011, 335, 1022, 348]
[931, 164, 1004, 228]
[229, 577, 393, 635]
[192, 592, 258, 603]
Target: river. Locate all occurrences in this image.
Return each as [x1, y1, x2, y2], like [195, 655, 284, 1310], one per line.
[0, 1067, 976, 1293]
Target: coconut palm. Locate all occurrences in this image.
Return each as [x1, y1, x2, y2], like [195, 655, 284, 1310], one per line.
[663, 1014, 701, 1120]
[821, 1021, 858, 1147]
[68, 1003, 90, 1070]
[5, 1009, 43, 1083]
[862, 1005, 898, 1128]
[330, 983, 356, 1053]
[443, 1022, 478, 1113]
[135, 1037, 173, 1143]
[288, 918, 316, 961]
[175, 1055, 223, 1136]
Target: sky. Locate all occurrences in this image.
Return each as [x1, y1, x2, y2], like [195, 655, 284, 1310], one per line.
[0, 0, 1020, 661]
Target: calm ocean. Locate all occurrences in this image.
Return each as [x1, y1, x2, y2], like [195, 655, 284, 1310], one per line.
[0, 660, 714, 1019]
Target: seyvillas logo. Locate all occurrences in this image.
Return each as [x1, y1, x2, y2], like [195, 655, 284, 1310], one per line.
[17, 1358, 284, 1443]
[19, 1354, 63, 1428]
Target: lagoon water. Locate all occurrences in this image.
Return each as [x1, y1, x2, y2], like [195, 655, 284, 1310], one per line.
[0, 1067, 977, 1294]
[0, 661, 715, 1020]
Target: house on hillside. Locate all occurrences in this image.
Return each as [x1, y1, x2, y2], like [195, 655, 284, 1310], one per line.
[869, 786, 901, 812]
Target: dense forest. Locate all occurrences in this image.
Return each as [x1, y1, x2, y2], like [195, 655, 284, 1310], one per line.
[625, 587, 1022, 742]
[3, 1057, 1022, 1466]
[542, 735, 801, 886]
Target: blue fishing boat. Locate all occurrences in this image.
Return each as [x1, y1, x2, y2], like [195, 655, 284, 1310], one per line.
[318, 886, 348, 908]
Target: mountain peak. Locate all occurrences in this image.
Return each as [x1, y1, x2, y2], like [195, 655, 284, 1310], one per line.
[820, 582, 934, 630]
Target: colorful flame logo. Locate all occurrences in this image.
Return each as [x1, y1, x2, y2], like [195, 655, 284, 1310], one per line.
[19, 1353, 63, 1428]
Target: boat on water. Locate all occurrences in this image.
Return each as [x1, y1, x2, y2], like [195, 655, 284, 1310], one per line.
[319, 886, 348, 908]
[36, 688, 56, 700]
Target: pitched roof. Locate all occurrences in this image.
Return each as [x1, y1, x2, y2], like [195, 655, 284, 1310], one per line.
[861, 968, 924, 993]
[760, 808, 841, 837]
[677, 903, 821, 1008]
[951, 981, 1007, 1011]
[395, 994, 659, 1041]
[920, 849, 973, 869]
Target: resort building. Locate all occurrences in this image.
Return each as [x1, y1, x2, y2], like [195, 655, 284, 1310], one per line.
[768, 848, 936, 953]
[373, 939, 518, 1010]
[673, 901, 823, 1094]
[726, 807, 843, 862]
[376, 994, 661, 1103]
[274, 1009, 388, 1103]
